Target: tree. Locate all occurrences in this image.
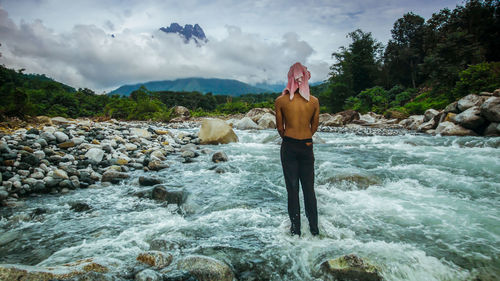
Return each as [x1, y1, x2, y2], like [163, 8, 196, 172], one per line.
[384, 12, 425, 88]
[325, 29, 383, 112]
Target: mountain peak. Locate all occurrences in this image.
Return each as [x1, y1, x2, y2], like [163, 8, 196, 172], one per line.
[160, 23, 207, 44]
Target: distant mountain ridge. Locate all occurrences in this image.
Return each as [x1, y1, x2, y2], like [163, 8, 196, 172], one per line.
[108, 77, 272, 96]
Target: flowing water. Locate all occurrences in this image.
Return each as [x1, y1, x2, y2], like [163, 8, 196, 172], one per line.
[0, 129, 499, 280]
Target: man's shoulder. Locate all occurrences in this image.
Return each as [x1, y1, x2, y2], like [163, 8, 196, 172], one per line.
[309, 95, 319, 104]
[275, 94, 288, 103]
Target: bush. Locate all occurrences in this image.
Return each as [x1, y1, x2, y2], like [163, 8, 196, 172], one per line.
[452, 62, 500, 99]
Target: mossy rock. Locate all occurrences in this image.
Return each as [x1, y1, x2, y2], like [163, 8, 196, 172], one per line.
[320, 254, 382, 281]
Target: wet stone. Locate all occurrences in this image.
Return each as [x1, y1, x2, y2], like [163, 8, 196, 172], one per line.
[70, 202, 92, 212]
[139, 176, 162, 186]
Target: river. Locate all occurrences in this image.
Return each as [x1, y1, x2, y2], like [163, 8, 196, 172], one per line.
[1, 129, 499, 280]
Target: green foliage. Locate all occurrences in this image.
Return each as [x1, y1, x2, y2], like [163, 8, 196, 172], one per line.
[344, 86, 388, 114]
[452, 61, 500, 99]
[401, 90, 450, 114]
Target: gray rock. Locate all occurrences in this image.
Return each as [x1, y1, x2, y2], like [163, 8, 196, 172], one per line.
[139, 176, 162, 186]
[40, 132, 56, 142]
[257, 113, 276, 129]
[452, 106, 485, 130]
[444, 101, 459, 113]
[212, 151, 228, 163]
[484, 122, 500, 136]
[152, 185, 187, 205]
[177, 255, 234, 281]
[35, 138, 48, 147]
[101, 170, 129, 183]
[33, 180, 45, 192]
[85, 148, 105, 163]
[53, 169, 69, 180]
[70, 202, 92, 212]
[54, 131, 69, 143]
[423, 109, 439, 122]
[33, 150, 46, 160]
[480, 96, 500, 122]
[181, 150, 196, 159]
[148, 160, 169, 171]
[234, 117, 262, 130]
[135, 269, 162, 281]
[0, 141, 9, 153]
[0, 190, 8, 200]
[435, 121, 477, 136]
[457, 94, 484, 112]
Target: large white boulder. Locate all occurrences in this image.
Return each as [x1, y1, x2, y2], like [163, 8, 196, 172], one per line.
[245, 108, 275, 122]
[457, 94, 484, 112]
[198, 119, 239, 144]
[257, 113, 276, 129]
[452, 106, 484, 130]
[234, 117, 262, 130]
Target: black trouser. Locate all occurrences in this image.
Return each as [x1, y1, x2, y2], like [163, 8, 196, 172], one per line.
[280, 136, 319, 236]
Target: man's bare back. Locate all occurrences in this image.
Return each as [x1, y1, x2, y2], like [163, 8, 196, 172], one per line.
[275, 90, 320, 140]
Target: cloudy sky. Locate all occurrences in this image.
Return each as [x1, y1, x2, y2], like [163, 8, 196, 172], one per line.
[0, 0, 463, 93]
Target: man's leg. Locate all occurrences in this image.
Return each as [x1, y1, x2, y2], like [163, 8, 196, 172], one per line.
[281, 142, 301, 236]
[299, 145, 318, 235]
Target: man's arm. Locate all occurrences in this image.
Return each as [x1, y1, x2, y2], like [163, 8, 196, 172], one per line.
[275, 98, 285, 137]
[310, 98, 320, 135]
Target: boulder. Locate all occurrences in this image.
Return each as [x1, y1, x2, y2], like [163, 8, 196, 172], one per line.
[147, 160, 169, 171]
[172, 105, 191, 118]
[400, 115, 424, 130]
[337, 110, 360, 124]
[0, 259, 109, 281]
[234, 117, 262, 130]
[480, 96, 500, 122]
[359, 113, 377, 124]
[136, 251, 173, 269]
[452, 106, 485, 130]
[319, 113, 333, 125]
[152, 185, 187, 205]
[423, 109, 439, 122]
[85, 148, 105, 163]
[139, 176, 162, 186]
[257, 113, 276, 129]
[457, 94, 484, 112]
[435, 121, 477, 136]
[320, 254, 382, 281]
[177, 255, 234, 281]
[444, 101, 459, 113]
[245, 108, 275, 123]
[70, 202, 92, 212]
[484, 122, 500, 136]
[212, 151, 228, 163]
[101, 170, 129, 183]
[323, 114, 344, 127]
[198, 119, 238, 145]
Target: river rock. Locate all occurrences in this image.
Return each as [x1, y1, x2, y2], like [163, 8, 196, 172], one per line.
[257, 113, 276, 129]
[135, 269, 162, 281]
[101, 170, 129, 183]
[58, 140, 76, 149]
[177, 255, 234, 281]
[130, 128, 152, 139]
[20, 152, 39, 166]
[0, 258, 109, 280]
[457, 94, 484, 112]
[173, 105, 191, 118]
[53, 169, 69, 180]
[51, 116, 74, 124]
[148, 160, 169, 171]
[136, 251, 173, 269]
[0, 141, 9, 153]
[53, 131, 69, 143]
[323, 114, 344, 127]
[246, 108, 275, 123]
[139, 176, 162, 186]
[480, 96, 500, 122]
[152, 185, 187, 205]
[0, 190, 8, 201]
[452, 106, 485, 130]
[212, 151, 228, 163]
[70, 202, 92, 212]
[337, 110, 361, 124]
[234, 117, 262, 130]
[484, 122, 500, 136]
[435, 121, 477, 136]
[198, 119, 238, 145]
[125, 143, 138, 151]
[423, 109, 439, 122]
[400, 115, 424, 130]
[320, 254, 382, 281]
[85, 148, 105, 163]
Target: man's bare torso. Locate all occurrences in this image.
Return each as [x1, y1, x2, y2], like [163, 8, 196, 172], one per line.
[275, 92, 320, 140]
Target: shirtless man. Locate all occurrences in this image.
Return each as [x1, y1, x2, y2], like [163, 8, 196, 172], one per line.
[275, 62, 320, 236]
